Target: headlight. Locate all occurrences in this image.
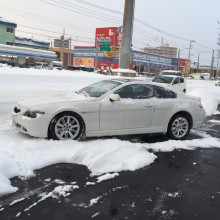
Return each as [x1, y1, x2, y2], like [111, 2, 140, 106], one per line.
[24, 110, 45, 118]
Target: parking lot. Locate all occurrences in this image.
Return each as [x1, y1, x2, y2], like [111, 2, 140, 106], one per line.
[0, 68, 220, 220]
[0, 114, 220, 220]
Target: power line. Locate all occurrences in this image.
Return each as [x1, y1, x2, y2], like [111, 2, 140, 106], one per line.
[39, 0, 122, 24]
[0, 4, 93, 33]
[18, 25, 94, 40]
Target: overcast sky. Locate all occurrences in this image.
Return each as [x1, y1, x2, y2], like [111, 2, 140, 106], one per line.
[0, 0, 219, 65]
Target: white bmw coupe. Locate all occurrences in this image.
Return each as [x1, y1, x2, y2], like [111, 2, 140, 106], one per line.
[12, 79, 206, 140]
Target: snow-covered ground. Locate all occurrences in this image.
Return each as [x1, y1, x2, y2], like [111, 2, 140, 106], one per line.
[0, 66, 220, 197]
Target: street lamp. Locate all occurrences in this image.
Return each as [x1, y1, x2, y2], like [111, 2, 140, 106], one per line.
[185, 40, 196, 75]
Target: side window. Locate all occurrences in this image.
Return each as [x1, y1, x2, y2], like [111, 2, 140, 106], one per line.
[6, 42, 13, 46]
[153, 86, 177, 99]
[131, 84, 153, 99]
[6, 28, 14, 33]
[173, 78, 179, 84]
[114, 85, 133, 99]
[114, 84, 153, 99]
[180, 78, 184, 83]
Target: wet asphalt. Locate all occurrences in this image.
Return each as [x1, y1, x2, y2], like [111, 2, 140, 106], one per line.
[0, 114, 220, 220]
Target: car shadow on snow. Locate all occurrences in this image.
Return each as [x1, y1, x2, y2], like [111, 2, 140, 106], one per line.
[83, 131, 203, 144]
[83, 114, 220, 144]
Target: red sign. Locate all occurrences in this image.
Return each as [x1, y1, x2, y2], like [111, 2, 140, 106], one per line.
[95, 27, 119, 47]
[179, 58, 188, 67]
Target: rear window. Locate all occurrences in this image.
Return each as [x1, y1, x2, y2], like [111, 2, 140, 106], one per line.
[153, 86, 177, 99]
[154, 76, 174, 84]
[160, 71, 182, 76]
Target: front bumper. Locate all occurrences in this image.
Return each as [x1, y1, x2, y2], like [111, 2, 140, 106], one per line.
[12, 106, 49, 138]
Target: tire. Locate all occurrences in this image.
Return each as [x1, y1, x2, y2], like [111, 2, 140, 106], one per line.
[167, 114, 190, 140]
[49, 112, 84, 140]
[183, 89, 186, 93]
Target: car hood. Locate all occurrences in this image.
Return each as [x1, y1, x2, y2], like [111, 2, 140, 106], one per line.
[17, 92, 94, 109]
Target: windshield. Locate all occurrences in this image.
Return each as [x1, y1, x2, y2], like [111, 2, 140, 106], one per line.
[154, 76, 174, 84]
[160, 71, 181, 76]
[79, 80, 121, 97]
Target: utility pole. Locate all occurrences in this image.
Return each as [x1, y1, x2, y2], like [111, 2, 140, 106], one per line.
[196, 54, 200, 73]
[119, 0, 135, 70]
[69, 37, 72, 66]
[185, 40, 195, 76]
[217, 50, 220, 77]
[59, 29, 65, 62]
[210, 49, 215, 79]
[95, 38, 99, 70]
[177, 49, 180, 71]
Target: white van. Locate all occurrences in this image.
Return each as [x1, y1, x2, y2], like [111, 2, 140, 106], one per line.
[153, 75, 186, 93]
[200, 73, 210, 80]
[159, 70, 182, 77]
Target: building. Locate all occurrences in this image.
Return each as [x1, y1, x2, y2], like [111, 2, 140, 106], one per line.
[74, 46, 176, 73]
[0, 44, 56, 64]
[0, 17, 50, 50]
[72, 27, 182, 73]
[0, 17, 17, 46]
[15, 37, 50, 50]
[51, 47, 74, 67]
[0, 17, 56, 64]
[141, 43, 177, 58]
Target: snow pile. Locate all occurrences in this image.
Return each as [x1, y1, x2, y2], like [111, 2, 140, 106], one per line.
[0, 67, 220, 197]
[187, 80, 220, 115]
[0, 132, 157, 196]
[97, 173, 119, 183]
[0, 154, 19, 195]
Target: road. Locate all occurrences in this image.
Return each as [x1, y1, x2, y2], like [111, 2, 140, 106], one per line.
[0, 114, 220, 220]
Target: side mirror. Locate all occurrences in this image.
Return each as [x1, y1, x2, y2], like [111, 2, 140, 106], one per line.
[110, 94, 120, 102]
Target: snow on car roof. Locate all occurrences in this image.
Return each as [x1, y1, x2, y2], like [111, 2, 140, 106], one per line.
[111, 78, 141, 83]
[160, 75, 183, 78]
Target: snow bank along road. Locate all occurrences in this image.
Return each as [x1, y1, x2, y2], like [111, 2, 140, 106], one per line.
[0, 67, 220, 217]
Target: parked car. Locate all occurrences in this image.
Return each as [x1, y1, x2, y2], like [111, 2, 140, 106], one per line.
[12, 79, 205, 141]
[159, 70, 182, 77]
[5, 60, 21, 67]
[81, 65, 95, 72]
[153, 75, 186, 93]
[215, 77, 220, 86]
[200, 73, 210, 80]
[66, 66, 81, 71]
[186, 74, 194, 80]
[53, 65, 65, 71]
[0, 59, 8, 64]
[34, 62, 49, 69]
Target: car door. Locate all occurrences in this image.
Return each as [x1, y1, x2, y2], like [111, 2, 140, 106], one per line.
[100, 84, 155, 130]
[172, 77, 180, 90]
[179, 77, 186, 91]
[151, 85, 178, 129]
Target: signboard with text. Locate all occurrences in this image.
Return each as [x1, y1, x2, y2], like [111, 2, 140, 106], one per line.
[100, 38, 111, 51]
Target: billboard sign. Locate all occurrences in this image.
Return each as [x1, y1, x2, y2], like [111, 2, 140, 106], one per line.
[95, 27, 119, 47]
[54, 39, 69, 48]
[100, 38, 111, 51]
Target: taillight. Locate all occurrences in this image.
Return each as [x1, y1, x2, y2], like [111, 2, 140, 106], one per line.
[199, 104, 203, 109]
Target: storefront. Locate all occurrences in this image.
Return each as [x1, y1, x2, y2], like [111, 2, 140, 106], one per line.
[74, 46, 177, 72]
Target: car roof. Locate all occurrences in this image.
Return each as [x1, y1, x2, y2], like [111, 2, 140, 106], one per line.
[159, 75, 178, 78]
[100, 78, 183, 95]
[162, 70, 181, 73]
[111, 78, 142, 83]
